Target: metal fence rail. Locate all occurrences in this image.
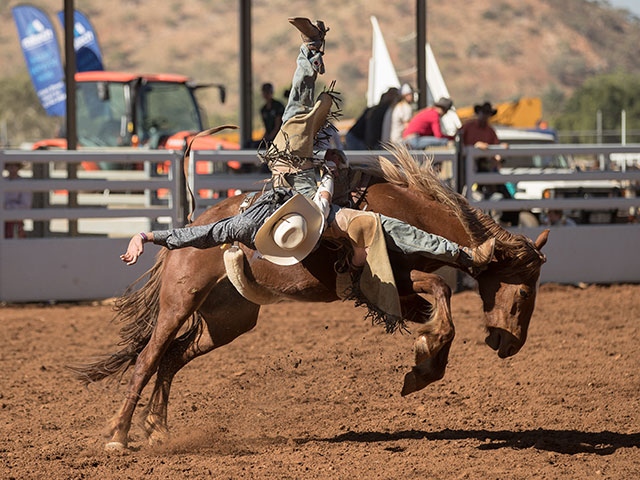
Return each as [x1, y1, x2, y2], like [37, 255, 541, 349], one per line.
[1, 145, 640, 302]
[190, 149, 456, 210]
[464, 143, 640, 212]
[0, 150, 184, 238]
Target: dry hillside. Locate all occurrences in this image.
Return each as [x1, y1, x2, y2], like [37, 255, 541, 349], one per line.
[1, 0, 640, 131]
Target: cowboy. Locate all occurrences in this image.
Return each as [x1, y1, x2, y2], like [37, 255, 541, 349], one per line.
[458, 101, 508, 171]
[121, 18, 495, 274]
[459, 101, 517, 225]
[402, 97, 455, 149]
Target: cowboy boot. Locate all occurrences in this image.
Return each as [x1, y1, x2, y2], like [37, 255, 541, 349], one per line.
[460, 237, 496, 268]
[288, 17, 329, 74]
[288, 17, 329, 49]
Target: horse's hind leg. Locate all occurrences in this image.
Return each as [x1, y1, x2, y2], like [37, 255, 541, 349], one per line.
[401, 270, 455, 396]
[141, 282, 260, 446]
[105, 256, 219, 451]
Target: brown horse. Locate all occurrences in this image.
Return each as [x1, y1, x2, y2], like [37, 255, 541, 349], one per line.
[73, 147, 549, 451]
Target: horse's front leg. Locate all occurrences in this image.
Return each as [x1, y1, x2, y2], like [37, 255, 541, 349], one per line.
[401, 270, 455, 396]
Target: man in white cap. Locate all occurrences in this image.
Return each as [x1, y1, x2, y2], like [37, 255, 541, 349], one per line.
[381, 83, 414, 145]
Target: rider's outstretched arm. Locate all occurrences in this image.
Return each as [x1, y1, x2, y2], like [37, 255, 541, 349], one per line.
[119, 190, 290, 266]
[120, 220, 248, 266]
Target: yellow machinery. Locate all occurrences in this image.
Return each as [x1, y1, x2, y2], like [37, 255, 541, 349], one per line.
[456, 97, 543, 128]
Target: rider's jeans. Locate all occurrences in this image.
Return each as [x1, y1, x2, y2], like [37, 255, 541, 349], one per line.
[283, 45, 317, 124]
[379, 214, 460, 261]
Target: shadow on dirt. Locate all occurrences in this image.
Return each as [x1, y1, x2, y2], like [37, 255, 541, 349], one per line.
[305, 428, 640, 456]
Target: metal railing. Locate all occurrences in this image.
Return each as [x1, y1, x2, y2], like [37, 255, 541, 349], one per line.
[190, 149, 456, 211]
[463, 143, 640, 213]
[2, 145, 639, 238]
[1, 145, 640, 301]
[0, 149, 185, 239]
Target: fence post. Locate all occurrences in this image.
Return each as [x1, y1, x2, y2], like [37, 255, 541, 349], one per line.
[464, 148, 474, 199]
[454, 137, 463, 194]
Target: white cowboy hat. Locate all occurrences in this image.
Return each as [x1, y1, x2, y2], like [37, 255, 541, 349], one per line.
[254, 193, 324, 266]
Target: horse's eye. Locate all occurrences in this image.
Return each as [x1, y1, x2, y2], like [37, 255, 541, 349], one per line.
[519, 288, 529, 298]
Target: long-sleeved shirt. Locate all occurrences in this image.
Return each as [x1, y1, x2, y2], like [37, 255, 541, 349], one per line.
[402, 107, 454, 140]
[152, 189, 291, 250]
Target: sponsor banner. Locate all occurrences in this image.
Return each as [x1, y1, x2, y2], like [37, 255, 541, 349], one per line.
[12, 5, 66, 116]
[56, 10, 104, 72]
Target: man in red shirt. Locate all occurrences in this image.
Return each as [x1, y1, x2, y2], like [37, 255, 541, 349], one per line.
[402, 97, 454, 149]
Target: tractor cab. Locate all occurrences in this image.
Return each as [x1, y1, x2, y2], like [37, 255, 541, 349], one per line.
[75, 72, 207, 148]
[33, 71, 233, 152]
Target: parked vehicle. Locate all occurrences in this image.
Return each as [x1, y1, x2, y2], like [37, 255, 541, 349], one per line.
[32, 71, 240, 170]
[495, 127, 624, 224]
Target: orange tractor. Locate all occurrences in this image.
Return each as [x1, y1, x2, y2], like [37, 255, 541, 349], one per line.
[32, 71, 244, 199]
[33, 71, 240, 170]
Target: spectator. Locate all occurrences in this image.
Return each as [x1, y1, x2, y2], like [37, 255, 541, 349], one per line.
[402, 97, 454, 149]
[459, 101, 516, 225]
[3, 162, 31, 238]
[544, 209, 576, 226]
[459, 101, 507, 170]
[364, 87, 398, 149]
[260, 82, 285, 143]
[383, 83, 414, 144]
[346, 106, 370, 150]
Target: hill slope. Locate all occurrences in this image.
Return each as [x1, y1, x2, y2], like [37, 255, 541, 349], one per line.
[1, 0, 640, 141]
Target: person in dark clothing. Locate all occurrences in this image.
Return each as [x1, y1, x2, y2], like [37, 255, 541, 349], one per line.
[364, 88, 398, 149]
[459, 101, 517, 225]
[260, 83, 285, 143]
[346, 107, 371, 150]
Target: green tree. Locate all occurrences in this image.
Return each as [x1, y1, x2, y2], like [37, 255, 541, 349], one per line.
[0, 75, 60, 147]
[552, 71, 640, 143]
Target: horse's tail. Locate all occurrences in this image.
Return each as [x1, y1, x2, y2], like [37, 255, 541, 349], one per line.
[69, 249, 202, 385]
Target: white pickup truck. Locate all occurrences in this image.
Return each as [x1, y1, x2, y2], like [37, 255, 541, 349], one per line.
[495, 127, 624, 224]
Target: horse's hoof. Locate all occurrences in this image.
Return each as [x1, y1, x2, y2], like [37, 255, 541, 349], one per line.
[401, 369, 428, 396]
[148, 432, 169, 447]
[104, 441, 128, 453]
[401, 371, 419, 396]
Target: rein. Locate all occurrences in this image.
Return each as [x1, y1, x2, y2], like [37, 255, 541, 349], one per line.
[350, 171, 371, 210]
[182, 125, 239, 222]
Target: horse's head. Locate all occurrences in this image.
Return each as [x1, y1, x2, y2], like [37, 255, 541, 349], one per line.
[477, 230, 549, 358]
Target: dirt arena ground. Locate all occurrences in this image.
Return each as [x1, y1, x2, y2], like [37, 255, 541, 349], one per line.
[1, 283, 639, 479]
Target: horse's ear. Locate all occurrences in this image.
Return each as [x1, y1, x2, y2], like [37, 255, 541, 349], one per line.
[535, 229, 550, 250]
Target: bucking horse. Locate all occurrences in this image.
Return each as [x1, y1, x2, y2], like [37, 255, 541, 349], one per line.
[72, 146, 549, 451]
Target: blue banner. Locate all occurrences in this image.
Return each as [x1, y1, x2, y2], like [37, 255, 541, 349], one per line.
[56, 10, 104, 72]
[12, 5, 66, 117]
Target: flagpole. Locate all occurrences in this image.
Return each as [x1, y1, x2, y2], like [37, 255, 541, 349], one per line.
[239, 0, 252, 148]
[416, 0, 427, 109]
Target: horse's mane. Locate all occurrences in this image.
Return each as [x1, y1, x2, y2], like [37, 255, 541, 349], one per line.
[364, 144, 545, 277]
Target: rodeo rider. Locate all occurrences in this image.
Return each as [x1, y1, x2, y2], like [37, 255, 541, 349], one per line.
[121, 18, 496, 285]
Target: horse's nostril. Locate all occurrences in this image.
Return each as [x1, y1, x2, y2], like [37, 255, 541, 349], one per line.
[485, 329, 501, 351]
